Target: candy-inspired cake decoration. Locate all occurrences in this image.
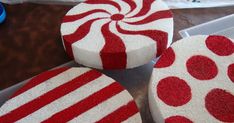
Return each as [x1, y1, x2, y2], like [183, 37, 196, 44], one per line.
[165, 116, 193, 123]
[154, 47, 175, 68]
[157, 76, 192, 107]
[205, 36, 234, 56]
[186, 55, 218, 80]
[61, 0, 173, 69]
[0, 67, 142, 123]
[205, 88, 234, 122]
[149, 35, 234, 123]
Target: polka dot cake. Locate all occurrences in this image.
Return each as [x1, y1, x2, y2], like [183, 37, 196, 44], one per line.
[61, 0, 173, 69]
[0, 67, 142, 123]
[149, 35, 234, 123]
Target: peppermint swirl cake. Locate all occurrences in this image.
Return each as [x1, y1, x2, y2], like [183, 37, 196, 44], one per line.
[61, 0, 173, 69]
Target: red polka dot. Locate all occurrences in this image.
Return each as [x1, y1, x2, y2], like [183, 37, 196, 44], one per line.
[165, 116, 193, 123]
[228, 64, 234, 83]
[206, 35, 234, 56]
[186, 55, 218, 80]
[205, 88, 234, 122]
[157, 76, 191, 106]
[155, 47, 175, 68]
[111, 14, 124, 21]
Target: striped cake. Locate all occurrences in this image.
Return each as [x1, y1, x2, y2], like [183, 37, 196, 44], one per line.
[149, 35, 234, 123]
[0, 67, 142, 123]
[61, 0, 173, 69]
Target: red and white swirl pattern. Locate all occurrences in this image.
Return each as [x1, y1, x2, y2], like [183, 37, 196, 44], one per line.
[0, 67, 142, 123]
[61, 0, 173, 69]
[149, 35, 234, 123]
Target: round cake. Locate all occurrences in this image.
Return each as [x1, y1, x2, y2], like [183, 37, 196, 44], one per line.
[61, 0, 173, 69]
[149, 35, 234, 123]
[0, 67, 142, 123]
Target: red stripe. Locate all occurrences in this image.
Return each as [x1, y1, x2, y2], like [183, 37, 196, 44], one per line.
[100, 22, 127, 69]
[0, 70, 102, 123]
[130, 0, 155, 18]
[116, 23, 168, 57]
[96, 101, 139, 123]
[123, 0, 136, 14]
[85, 0, 121, 12]
[63, 9, 110, 23]
[11, 67, 69, 98]
[63, 18, 101, 58]
[126, 10, 172, 25]
[42, 82, 124, 123]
